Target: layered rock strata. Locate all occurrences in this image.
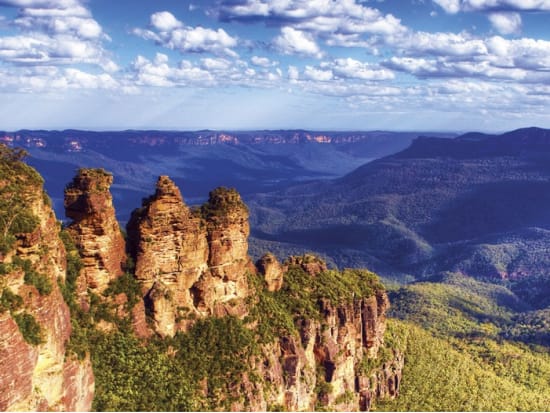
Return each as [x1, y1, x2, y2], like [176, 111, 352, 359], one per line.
[252, 274, 402, 411]
[127, 177, 251, 336]
[0, 157, 94, 411]
[257, 253, 284, 292]
[64, 168, 126, 294]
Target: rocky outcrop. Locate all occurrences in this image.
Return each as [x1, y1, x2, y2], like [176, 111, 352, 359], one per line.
[257, 253, 284, 292]
[0, 154, 94, 411]
[253, 291, 402, 411]
[284, 254, 328, 276]
[64, 168, 126, 294]
[1, 156, 403, 412]
[127, 178, 251, 336]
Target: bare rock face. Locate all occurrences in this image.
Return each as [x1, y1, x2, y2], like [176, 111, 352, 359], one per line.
[253, 292, 402, 412]
[127, 178, 251, 336]
[257, 253, 284, 292]
[127, 176, 208, 294]
[202, 187, 251, 280]
[64, 168, 126, 293]
[243, 258, 401, 412]
[284, 254, 328, 276]
[0, 158, 94, 411]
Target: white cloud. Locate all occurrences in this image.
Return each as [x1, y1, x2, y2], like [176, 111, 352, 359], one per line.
[432, 0, 461, 13]
[304, 65, 333, 81]
[397, 31, 488, 57]
[0, 0, 118, 76]
[433, 0, 550, 12]
[132, 54, 214, 87]
[150, 11, 181, 32]
[488, 12, 522, 34]
[331, 58, 395, 80]
[0, 65, 119, 92]
[251, 55, 277, 67]
[129, 53, 283, 89]
[273, 27, 323, 58]
[288, 65, 300, 81]
[218, 0, 406, 48]
[134, 11, 238, 57]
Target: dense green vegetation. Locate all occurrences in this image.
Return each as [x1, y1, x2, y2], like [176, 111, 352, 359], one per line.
[200, 186, 248, 220]
[83, 261, 386, 411]
[247, 264, 384, 342]
[378, 274, 550, 411]
[0, 144, 42, 254]
[13, 312, 44, 345]
[88, 304, 260, 410]
[377, 320, 550, 411]
[0, 287, 23, 313]
[90, 331, 196, 411]
[12, 256, 53, 296]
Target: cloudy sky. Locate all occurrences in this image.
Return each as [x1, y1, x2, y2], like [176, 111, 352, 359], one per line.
[1, 0, 550, 131]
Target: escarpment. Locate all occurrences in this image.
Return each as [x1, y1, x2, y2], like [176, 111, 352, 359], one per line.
[2, 152, 403, 412]
[245, 264, 403, 411]
[64, 168, 126, 294]
[0, 147, 94, 411]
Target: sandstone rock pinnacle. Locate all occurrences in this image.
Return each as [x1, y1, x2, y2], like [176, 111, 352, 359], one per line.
[257, 253, 284, 292]
[64, 168, 126, 293]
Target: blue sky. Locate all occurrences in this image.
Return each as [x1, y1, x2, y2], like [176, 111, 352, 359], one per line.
[1, 0, 550, 131]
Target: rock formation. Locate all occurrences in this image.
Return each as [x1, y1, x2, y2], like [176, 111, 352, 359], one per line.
[284, 253, 328, 276]
[0, 150, 94, 411]
[248, 261, 402, 411]
[257, 253, 284, 292]
[127, 178, 252, 336]
[64, 168, 126, 294]
[1, 156, 403, 412]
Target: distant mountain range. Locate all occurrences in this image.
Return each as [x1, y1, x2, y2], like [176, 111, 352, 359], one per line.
[0, 129, 453, 221]
[248, 127, 550, 308]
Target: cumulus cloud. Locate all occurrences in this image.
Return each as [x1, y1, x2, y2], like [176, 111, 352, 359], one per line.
[0, 0, 118, 73]
[383, 34, 550, 83]
[331, 58, 395, 80]
[433, 0, 550, 12]
[394, 31, 488, 57]
[488, 12, 522, 34]
[130, 53, 282, 89]
[132, 53, 215, 87]
[432, 0, 462, 13]
[303, 65, 333, 81]
[0, 65, 119, 92]
[250, 55, 278, 67]
[133, 11, 238, 57]
[273, 27, 323, 58]
[218, 0, 406, 49]
[432, 0, 546, 34]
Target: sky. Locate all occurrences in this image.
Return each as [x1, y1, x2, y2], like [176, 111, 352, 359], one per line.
[0, 0, 550, 131]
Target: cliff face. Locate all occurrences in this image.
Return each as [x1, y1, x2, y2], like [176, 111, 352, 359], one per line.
[247, 263, 402, 412]
[0, 149, 94, 411]
[127, 178, 251, 336]
[64, 168, 126, 294]
[1, 157, 402, 412]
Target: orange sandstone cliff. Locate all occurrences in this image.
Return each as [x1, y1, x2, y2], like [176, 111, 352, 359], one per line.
[64, 168, 126, 294]
[1, 155, 402, 412]
[0, 151, 94, 411]
[127, 177, 251, 336]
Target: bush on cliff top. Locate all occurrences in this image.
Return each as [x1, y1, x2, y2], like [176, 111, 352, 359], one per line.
[200, 186, 248, 219]
[248, 263, 385, 343]
[0, 145, 42, 254]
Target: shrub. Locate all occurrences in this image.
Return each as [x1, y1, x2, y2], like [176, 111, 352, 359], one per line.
[13, 312, 43, 345]
[0, 288, 23, 313]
